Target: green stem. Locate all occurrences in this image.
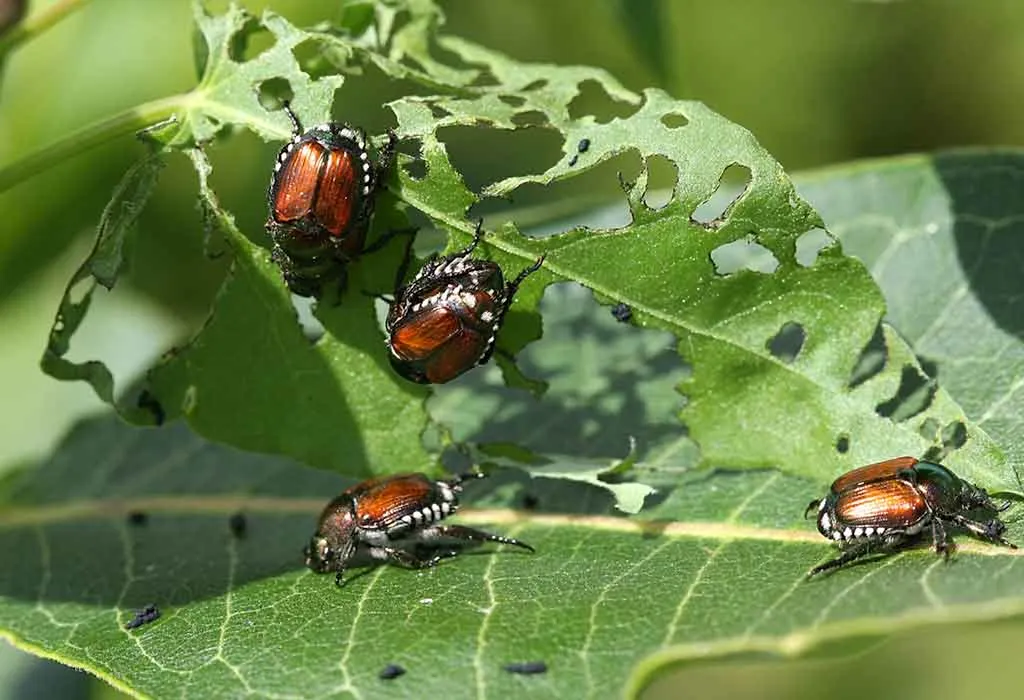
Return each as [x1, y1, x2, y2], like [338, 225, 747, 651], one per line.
[0, 0, 93, 58]
[0, 94, 188, 195]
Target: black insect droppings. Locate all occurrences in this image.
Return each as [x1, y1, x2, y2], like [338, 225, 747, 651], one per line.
[379, 664, 406, 680]
[229, 512, 247, 538]
[124, 604, 160, 630]
[568, 154, 578, 167]
[577, 138, 590, 153]
[503, 661, 548, 675]
[127, 511, 148, 527]
[611, 303, 632, 323]
[522, 493, 540, 511]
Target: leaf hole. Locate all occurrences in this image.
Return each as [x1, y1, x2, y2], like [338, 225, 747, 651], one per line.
[919, 417, 942, 442]
[835, 434, 850, 454]
[474, 150, 638, 229]
[329, 61, 426, 132]
[256, 78, 294, 112]
[692, 163, 752, 228]
[291, 39, 337, 81]
[874, 364, 937, 422]
[439, 124, 563, 197]
[68, 276, 94, 305]
[466, 69, 500, 88]
[226, 16, 273, 63]
[917, 355, 938, 380]
[710, 236, 779, 275]
[848, 323, 887, 389]
[499, 95, 526, 108]
[403, 157, 427, 181]
[568, 79, 637, 124]
[429, 103, 451, 119]
[661, 112, 689, 129]
[521, 79, 547, 92]
[942, 420, 968, 449]
[641, 155, 678, 210]
[796, 227, 833, 267]
[922, 421, 965, 464]
[766, 321, 805, 364]
[511, 110, 548, 128]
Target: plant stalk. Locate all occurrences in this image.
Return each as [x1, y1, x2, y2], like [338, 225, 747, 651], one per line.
[0, 0, 93, 58]
[0, 94, 186, 196]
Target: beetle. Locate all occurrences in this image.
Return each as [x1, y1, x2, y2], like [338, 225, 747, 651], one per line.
[266, 102, 396, 298]
[385, 221, 544, 384]
[805, 456, 1016, 576]
[304, 472, 534, 586]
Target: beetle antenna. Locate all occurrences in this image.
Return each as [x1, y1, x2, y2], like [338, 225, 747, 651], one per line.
[448, 219, 486, 260]
[507, 255, 545, 294]
[803, 500, 821, 519]
[281, 100, 303, 136]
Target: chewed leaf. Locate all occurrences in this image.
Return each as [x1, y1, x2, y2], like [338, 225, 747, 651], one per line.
[802, 151, 1024, 493]
[141, 149, 432, 477]
[480, 437, 655, 514]
[38, 3, 1017, 508]
[168, 3, 343, 147]
[40, 152, 164, 405]
[1, 415, 1023, 699]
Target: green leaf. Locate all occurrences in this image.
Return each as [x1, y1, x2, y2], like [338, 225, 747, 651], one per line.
[800, 150, 1024, 493]
[1, 414, 1022, 699]
[142, 148, 432, 477]
[174, 2, 343, 146]
[40, 152, 164, 404]
[38, 3, 1016, 501]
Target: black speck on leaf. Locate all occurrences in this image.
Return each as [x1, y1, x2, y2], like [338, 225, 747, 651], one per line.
[577, 138, 590, 152]
[127, 511, 148, 526]
[379, 664, 406, 680]
[124, 604, 160, 630]
[503, 660, 547, 675]
[611, 303, 633, 323]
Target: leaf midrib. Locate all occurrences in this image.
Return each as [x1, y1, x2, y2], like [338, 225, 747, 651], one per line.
[1, 497, 1020, 556]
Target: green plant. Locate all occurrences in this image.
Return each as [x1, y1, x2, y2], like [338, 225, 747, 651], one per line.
[1, 2, 1023, 698]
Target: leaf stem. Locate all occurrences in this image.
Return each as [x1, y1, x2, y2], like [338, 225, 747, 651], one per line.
[0, 0, 93, 58]
[0, 93, 188, 195]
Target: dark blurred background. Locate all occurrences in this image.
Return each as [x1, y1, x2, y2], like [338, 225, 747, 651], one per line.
[1, 0, 1023, 697]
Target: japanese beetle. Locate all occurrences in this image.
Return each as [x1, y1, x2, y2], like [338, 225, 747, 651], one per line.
[304, 472, 534, 586]
[385, 221, 544, 384]
[266, 103, 396, 298]
[805, 456, 1016, 576]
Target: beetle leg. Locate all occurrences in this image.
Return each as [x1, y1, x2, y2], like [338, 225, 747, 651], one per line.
[808, 533, 906, 577]
[808, 542, 874, 577]
[949, 514, 1017, 548]
[429, 524, 535, 553]
[931, 517, 954, 559]
[369, 544, 461, 570]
